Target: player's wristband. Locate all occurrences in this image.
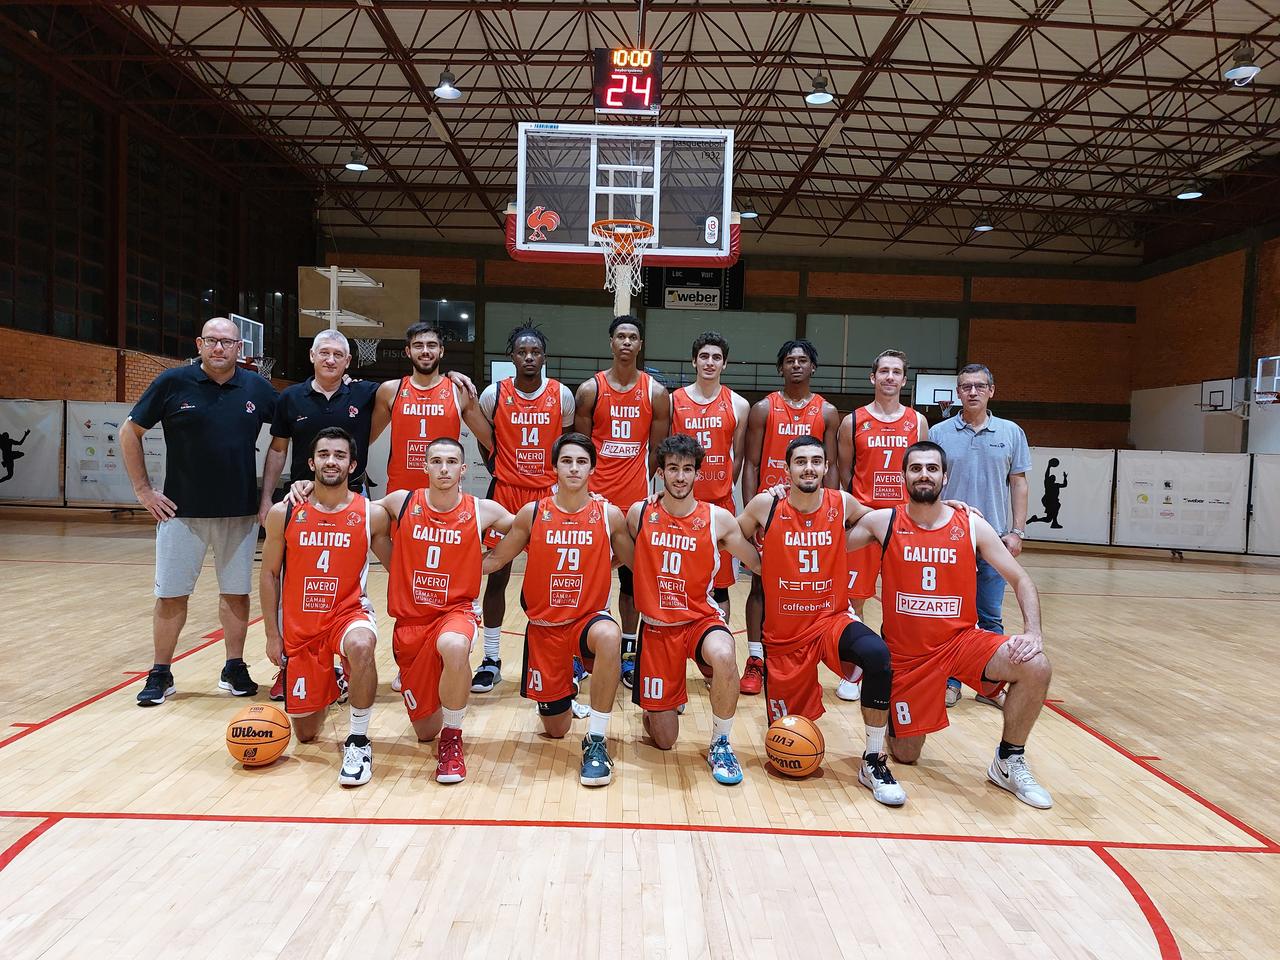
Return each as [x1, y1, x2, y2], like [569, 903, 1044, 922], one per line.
[1009, 528, 1026, 538]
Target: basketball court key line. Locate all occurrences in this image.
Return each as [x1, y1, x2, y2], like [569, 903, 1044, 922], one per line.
[1093, 845, 1184, 960]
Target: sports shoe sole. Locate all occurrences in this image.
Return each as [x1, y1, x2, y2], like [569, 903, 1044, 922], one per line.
[218, 680, 257, 697]
[339, 767, 372, 787]
[835, 680, 861, 702]
[470, 677, 499, 693]
[136, 684, 176, 707]
[858, 766, 908, 807]
[580, 770, 613, 787]
[435, 772, 465, 784]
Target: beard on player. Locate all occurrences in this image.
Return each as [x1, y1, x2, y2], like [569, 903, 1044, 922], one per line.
[410, 353, 440, 376]
[316, 466, 348, 488]
[908, 477, 941, 504]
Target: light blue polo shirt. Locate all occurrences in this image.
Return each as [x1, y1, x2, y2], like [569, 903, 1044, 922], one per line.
[928, 412, 1031, 536]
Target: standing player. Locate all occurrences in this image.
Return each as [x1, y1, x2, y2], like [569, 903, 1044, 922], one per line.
[833, 348, 928, 701]
[471, 323, 575, 694]
[669, 332, 750, 623]
[380, 437, 513, 783]
[738, 436, 906, 807]
[627, 435, 761, 786]
[575, 315, 671, 689]
[481, 433, 635, 786]
[740, 340, 840, 696]
[260, 428, 385, 786]
[373, 321, 492, 496]
[846, 441, 1053, 808]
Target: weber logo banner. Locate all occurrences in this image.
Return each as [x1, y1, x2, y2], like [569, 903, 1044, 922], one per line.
[665, 287, 721, 310]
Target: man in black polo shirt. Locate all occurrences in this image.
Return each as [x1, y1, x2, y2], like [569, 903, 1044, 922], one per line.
[121, 316, 277, 707]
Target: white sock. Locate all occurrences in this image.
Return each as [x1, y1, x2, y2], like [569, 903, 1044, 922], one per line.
[711, 714, 734, 742]
[588, 709, 611, 738]
[865, 724, 887, 758]
[622, 632, 638, 655]
[747, 641, 764, 659]
[482, 626, 501, 660]
[349, 704, 371, 739]
[442, 706, 465, 730]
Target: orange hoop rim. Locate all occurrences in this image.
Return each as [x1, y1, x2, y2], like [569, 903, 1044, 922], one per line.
[1257, 391, 1278, 405]
[591, 218, 655, 251]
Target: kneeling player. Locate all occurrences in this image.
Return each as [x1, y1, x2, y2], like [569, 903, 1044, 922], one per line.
[261, 427, 386, 787]
[482, 433, 634, 786]
[379, 437, 513, 784]
[628, 435, 762, 785]
[847, 441, 1053, 809]
[738, 435, 906, 807]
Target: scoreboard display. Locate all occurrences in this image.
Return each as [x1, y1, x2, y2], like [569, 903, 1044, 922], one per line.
[593, 48, 663, 116]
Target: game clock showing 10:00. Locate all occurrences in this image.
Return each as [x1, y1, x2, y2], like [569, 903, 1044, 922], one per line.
[593, 48, 663, 115]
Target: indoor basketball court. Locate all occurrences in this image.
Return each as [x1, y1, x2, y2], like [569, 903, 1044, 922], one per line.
[1, 4, 1279, 959]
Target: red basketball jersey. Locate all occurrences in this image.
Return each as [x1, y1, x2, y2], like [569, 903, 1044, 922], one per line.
[671, 385, 737, 502]
[632, 500, 721, 625]
[590, 370, 653, 509]
[388, 489, 482, 619]
[879, 506, 979, 659]
[521, 495, 614, 625]
[280, 495, 371, 643]
[759, 488, 851, 653]
[760, 392, 827, 489]
[851, 406, 921, 507]
[387, 376, 462, 493]
[492, 377, 562, 489]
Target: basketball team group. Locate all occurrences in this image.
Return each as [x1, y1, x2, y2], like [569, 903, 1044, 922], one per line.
[121, 315, 1054, 811]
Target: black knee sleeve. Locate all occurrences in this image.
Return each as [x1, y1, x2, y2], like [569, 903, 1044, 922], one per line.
[617, 564, 634, 597]
[838, 621, 892, 711]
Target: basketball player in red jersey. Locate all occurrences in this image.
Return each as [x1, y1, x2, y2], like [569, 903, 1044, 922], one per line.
[574, 315, 671, 690]
[627, 435, 761, 785]
[740, 340, 840, 697]
[847, 441, 1054, 808]
[833, 348, 929, 702]
[738, 435, 906, 807]
[472, 323, 576, 694]
[379, 437, 513, 784]
[669, 332, 750, 624]
[481, 433, 635, 786]
[261, 428, 388, 787]
[372, 321, 493, 495]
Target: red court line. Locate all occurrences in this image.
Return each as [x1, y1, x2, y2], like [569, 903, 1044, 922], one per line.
[1045, 701, 1278, 851]
[0, 558, 157, 566]
[1093, 846, 1183, 960]
[0, 808, 1271, 855]
[0, 816, 60, 875]
[1040, 591, 1280, 602]
[0, 618, 262, 750]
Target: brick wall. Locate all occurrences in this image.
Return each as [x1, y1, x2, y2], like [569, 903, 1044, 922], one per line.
[967, 318, 1133, 405]
[1018, 419, 1130, 449]
[1255, 236, 1280, 361]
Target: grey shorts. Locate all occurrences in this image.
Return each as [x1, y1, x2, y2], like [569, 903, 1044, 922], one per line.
[155, 516, 258, 598]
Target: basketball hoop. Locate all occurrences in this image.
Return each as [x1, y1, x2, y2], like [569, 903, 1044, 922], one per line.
[257, 357, 275, 381]
[937, 398, 954, 418]
[592, 218, 653, 316]
[353, 338, 380, 367]
[1257, 391, 1278, 407]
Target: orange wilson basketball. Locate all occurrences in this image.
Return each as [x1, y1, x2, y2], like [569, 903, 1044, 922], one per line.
[225, 703, 291, 767]
[764, 715, 825, 777]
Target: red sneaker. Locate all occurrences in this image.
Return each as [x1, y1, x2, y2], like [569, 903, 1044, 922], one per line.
[269, 670, 285, 702]
[739, 656, 764, 695]
[435, 728, 466, 784]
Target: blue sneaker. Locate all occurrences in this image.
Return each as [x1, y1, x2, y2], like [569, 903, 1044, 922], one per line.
[580, 734, 613, 787]
[707, 735, 744, 785]
[620, 653, 636, 689]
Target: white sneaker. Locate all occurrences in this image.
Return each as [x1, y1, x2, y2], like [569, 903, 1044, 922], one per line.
[570, 699, 591, 719]
[988, 752, 1053, 809]
[975, 690, 1006, 710]
[858, 754, 907, 807]
[945, 679, 962, 707]
[835, 678, 861, 701]
[391, 672, 402, 693]
[339, 736, 372, 787]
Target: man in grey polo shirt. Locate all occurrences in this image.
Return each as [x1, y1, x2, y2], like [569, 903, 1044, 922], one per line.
[929, 363, 1030, 708]
[121, 316, 278, 707]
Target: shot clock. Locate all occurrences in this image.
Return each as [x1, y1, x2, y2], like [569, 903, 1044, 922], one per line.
[593, 48, 663, 116]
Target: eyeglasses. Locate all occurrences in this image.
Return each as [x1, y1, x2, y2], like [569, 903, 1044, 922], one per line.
[957, 382, 992, 393]
[201, 337, 243, 350]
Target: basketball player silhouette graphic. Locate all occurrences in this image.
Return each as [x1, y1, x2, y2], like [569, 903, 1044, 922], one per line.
[0, 429, 30, 483]
[1027, 457, 1068, 529]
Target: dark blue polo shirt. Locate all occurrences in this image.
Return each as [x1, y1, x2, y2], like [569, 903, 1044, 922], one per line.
[129, 364, 277, 518]
[270, 377, 379, 484]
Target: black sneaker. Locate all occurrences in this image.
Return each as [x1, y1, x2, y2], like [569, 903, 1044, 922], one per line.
[137, 668, 175, 707]
[218, 661, 258, 697]
[470, 656, 502, 693]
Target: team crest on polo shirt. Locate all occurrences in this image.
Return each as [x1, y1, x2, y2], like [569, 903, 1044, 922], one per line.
[245, 401, 256, 413]
[348, 405, 358, 418]
[180, 402, 196, 411]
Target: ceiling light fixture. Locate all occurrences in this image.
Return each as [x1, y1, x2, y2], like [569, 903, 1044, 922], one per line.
[1224, 44, 1261, 86]
[972, 213, 995, 233]
[805, 76, 835, 106]
[344, 149, 369, 172]
[739, 200, 759, 220]
[1175, 182, 1204, 200]
[434, 69, 462, 100]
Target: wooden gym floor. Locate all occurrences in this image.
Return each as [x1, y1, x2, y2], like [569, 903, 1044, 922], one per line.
[0, 508, 1277, 958]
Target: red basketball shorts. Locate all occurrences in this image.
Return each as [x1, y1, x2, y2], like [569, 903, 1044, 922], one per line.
[846, 544, 881, 601]
[709, 493, 737, 591]
[484, 481, 553, 548]
[632, 615, 730, 712]
[888, 627, 1008, 738]
[522, 612, 614, 704]
[761, 614, 850, 724]
[392, 608, 479, 721]
[282, 611, 377, 716]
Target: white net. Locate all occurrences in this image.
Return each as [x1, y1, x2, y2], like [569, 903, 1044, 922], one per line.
[258, 357, 275, 381]
[353, 338, 380, 367]
[593, 220, 652, 320]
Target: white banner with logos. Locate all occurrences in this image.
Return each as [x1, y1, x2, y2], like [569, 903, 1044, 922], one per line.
[1113, 450, 1249, 552]
[0, 400, 63, 503]
[1247, 454, 1280, 556]
[65, 402, 164, 506]
[1024, 447, 1114, 545]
